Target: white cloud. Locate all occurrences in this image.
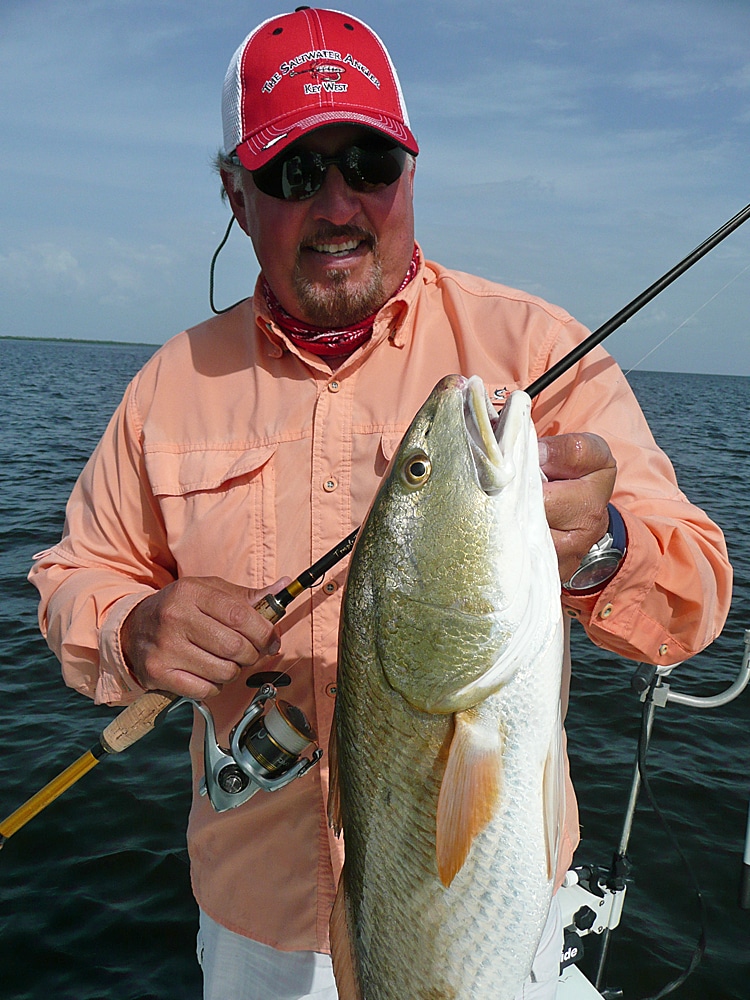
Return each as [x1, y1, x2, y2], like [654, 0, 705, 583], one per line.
[0, 244, 85, 292]
[0, 0, 748, 371]
[0, 237, 179, 304]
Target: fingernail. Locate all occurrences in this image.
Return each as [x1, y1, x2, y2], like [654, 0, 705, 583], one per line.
[538, 440, 548, 466]
[269, 638, 281, 656]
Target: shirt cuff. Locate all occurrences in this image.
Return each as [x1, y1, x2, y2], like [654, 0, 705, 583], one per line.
[560, 507, 683, 661]
[96, 591, 154, 705]
[560, 506, 653, 620]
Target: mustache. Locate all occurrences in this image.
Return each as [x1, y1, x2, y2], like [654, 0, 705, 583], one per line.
[300, 225, 377, 252]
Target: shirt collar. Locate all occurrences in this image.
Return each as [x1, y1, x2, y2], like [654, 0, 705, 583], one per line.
[254, 242, 426, 357]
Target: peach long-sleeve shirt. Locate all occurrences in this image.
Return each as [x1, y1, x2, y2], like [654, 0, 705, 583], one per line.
[29, 251, 732, 953]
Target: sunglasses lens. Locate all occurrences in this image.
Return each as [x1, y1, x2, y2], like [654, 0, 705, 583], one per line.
[252, 151, 324, 200]
[343, 146, 407, 192]
[252, 143, 408, 201]
[281, 152, 325, 201]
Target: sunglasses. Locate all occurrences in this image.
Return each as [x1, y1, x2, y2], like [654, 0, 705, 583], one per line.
[248, 141, 408, 202]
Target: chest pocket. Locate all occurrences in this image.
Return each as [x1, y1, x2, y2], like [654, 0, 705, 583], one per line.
[144, 444, 277, 588]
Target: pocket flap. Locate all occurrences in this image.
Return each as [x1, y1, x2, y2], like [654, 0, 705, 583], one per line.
[144, 444, 277, 496]
[379, 431, 406, 464]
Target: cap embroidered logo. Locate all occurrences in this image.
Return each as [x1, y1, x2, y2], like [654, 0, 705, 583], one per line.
[222, 8, 419, 171]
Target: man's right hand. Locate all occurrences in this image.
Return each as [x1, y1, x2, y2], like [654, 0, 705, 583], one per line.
[120, 576, 290, 700]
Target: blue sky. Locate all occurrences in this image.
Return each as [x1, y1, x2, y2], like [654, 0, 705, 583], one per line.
[2, 0, 749, 374]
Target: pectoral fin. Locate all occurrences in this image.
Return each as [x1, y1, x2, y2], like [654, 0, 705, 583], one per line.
[436, 709, 503, 887]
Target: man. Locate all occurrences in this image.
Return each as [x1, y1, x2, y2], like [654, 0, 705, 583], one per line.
[30, 8, 732, 1000]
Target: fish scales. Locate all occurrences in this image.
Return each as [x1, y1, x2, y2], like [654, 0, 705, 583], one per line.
[331, 374, 564, 1000]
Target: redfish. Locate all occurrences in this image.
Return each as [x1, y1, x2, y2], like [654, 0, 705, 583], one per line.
[330, 375, 564, 999]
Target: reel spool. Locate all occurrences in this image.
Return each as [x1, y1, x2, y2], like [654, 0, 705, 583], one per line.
[195, 684, 322, 812]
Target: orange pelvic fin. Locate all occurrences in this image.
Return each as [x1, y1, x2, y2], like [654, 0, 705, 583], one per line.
[436, 709, 503, 887]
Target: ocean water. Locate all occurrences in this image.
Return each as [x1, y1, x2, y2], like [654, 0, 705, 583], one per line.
[0, 338, 748, 999]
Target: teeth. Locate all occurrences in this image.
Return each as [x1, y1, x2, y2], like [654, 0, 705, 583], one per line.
[464, 377, 515, 494]
[310, 239, 361, 254]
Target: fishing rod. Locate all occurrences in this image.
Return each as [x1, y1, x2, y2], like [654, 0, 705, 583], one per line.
[2, 203, 748, 845]
[0, 532, 357, 848]
[525, 200, 750, 398]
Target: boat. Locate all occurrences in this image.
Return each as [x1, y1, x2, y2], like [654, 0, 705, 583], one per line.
[556, 630, 750, 998]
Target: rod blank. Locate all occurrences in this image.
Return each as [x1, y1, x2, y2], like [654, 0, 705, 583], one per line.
[526, 202, 750, 399]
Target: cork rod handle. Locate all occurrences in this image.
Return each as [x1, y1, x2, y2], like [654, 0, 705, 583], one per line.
[100, 691, 179, 753]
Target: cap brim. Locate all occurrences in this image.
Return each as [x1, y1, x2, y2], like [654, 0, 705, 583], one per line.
[234, 111, 419, 171]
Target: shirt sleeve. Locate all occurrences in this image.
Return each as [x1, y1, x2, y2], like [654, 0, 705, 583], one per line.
[28, 376, 177, 705]
[531, 319, 732, 666]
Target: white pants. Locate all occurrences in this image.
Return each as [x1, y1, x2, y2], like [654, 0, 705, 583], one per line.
[198, 896, 562, 1000]
[517, 893, 563, 999]
[197, 911, 338, 1000]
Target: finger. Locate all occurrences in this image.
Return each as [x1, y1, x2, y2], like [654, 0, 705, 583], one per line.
[121, 577, 287, 697]
[128, 612, 266, 699]
[538, 432, 615, 481]
[124, 611, 248, 695]
[189, 577, 285, 656]
[543, 476, 613, 534]
[174, 577, 295, 697]
[152, 662, 236, 702]
[539, 433, 615, 531]
[536, 435, 617, 581]
[182, 614, 261, 671]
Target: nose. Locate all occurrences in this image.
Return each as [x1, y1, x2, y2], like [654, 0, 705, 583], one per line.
[310, 164, 363, 225]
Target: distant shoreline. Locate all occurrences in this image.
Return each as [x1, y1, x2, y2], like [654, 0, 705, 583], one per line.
[2, 337, 746, 378]
[0, 335, 159, 348]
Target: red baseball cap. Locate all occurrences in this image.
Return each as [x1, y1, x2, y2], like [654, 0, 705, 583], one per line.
[222, 7, 419, 170]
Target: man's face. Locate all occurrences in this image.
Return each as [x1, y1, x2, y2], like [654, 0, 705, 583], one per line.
[224, 125, 415, 327]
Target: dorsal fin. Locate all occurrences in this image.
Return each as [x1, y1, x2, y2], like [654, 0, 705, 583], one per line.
[435, 709, 503, 887]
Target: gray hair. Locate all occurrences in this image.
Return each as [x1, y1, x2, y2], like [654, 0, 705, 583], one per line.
[214, 149, 244, 202]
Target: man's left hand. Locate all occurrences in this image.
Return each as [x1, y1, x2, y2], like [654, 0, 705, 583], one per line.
[538, 432, 617, 584]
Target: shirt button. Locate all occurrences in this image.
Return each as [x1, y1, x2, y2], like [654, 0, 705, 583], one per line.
[323, 478, 338, 493]
[323, 581, 337, 595]
[326, 683, 338, 698]
[599, 603, 614, 619]
[659, 643, 669, 656]
[328, 380, 340, 392]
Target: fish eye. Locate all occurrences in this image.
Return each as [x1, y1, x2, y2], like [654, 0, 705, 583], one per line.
[401, 453, 431, 487]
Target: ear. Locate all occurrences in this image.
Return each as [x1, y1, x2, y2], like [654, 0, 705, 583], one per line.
[220, 168, 252, 236]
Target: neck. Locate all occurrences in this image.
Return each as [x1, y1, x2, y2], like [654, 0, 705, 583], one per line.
[262, 245, 420, 360]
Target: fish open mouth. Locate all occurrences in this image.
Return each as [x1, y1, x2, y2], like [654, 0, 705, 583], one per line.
[462, 376, 529, 495]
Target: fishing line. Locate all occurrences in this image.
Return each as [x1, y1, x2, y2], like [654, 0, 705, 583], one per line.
[526, 201, 750, 398]
[622, 260, 750, 378]
[634, 677, 707, 1000]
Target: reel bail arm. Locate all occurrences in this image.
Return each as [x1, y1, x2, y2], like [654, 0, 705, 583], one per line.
[180, 683, 322, 813]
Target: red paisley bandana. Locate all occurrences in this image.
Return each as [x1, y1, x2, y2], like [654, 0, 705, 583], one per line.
[262, 245, 420, 358]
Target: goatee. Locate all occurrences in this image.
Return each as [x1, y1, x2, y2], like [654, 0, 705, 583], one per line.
[293, 227, 384, 327]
